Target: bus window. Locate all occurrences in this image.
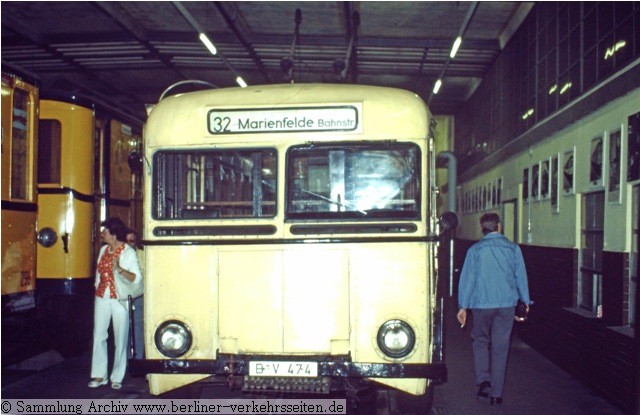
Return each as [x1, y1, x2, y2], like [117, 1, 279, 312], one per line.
[153, 149, 277, 219]
[287, 143, 420, 220]
[11, 88, 31, 200]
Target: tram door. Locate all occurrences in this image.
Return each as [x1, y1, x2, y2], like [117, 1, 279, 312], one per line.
[502, 200, 517, 242]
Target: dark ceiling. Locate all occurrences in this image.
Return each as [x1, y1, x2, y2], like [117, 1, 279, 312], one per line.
[1, 1, 533, 124]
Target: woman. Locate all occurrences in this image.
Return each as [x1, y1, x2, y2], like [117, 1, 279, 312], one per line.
[88, 217, 142, 390]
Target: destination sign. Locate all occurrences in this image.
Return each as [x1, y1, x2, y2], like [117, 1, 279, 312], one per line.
[207, 105, 361, 134]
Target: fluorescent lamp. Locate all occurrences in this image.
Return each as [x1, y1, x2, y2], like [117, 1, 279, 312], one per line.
[433, 79, 442, 94]
[199, 33, 217, 55]
[236, 76, 248, 88]
[450, 36, 462, 59]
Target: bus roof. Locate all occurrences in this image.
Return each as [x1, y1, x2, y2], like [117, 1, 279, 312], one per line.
[145, 83, 430, 147]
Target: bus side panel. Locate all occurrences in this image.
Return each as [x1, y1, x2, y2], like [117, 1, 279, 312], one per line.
[219, 249, 284, 353]
[282, 248, 350, 353]
[217, 247, 350, 354]
[351, 242, 430, 395]
[146, 246, 217, 395]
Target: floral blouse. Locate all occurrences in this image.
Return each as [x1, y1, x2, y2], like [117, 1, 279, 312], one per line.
[95, 243, 126, 299]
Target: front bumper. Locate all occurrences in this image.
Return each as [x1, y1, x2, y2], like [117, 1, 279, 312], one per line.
[130, 353, 447, 383]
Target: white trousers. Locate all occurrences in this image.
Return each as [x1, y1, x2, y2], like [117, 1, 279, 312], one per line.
[91, 295, 129, 383]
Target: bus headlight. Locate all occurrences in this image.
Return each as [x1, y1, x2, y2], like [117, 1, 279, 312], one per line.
[377, 320, 415, 358]
[154, 320, 192, 358]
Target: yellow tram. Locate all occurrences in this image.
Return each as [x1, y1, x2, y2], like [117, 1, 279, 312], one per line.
[1, 72, 39, 314]
[1, 71, 143, 356]
[133, 83, 453, 411]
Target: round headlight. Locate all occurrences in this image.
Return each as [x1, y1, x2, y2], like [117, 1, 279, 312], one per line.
[154, 320, 192, 358]
[377, 319, 415, 358]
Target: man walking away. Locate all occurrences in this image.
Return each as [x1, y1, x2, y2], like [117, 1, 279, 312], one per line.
[457, 213, 533, 405]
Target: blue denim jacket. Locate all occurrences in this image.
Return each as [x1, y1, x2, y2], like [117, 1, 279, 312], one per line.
[458, 233, 532, 309]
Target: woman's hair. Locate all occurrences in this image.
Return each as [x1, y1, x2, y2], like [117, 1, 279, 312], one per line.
[480, 213, 500, 235]
[101, 217, 128, 242]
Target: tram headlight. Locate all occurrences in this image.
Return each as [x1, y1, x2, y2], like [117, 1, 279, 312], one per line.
[377, 319, 415, 358]
[37, 227, 58, 247]
[154, 320, 192, 358]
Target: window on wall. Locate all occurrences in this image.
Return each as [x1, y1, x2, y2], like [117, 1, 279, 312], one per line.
[579, 191, 605, 315]
[454, 2, 640, 173]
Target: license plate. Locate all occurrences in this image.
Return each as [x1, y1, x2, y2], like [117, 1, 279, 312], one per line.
[249, 361, 318, 377]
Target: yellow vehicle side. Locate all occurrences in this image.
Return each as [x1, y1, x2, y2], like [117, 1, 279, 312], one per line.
[36, 100, 95, 281]
[1, 73, 38, 313]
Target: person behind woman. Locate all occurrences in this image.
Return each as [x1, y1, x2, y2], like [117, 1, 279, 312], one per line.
[88, 217, 142, 390]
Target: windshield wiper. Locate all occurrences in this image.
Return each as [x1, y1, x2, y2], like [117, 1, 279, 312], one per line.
[300, 188, 367, 215]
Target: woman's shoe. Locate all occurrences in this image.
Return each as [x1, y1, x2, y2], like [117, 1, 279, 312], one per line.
[88, 378, 108, 388]
[111, 382, 122, 390]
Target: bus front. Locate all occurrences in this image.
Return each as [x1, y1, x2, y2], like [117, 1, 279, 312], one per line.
[134, 84, 446, 407]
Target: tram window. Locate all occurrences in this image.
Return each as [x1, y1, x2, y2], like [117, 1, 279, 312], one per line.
[286, 143, 420, 220]
[38, 120, 62, 184]
[153, 149, 276, 219]
[10, 88, 31, 200]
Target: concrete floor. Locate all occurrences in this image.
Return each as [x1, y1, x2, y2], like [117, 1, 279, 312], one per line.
[2, 300, 624, 415]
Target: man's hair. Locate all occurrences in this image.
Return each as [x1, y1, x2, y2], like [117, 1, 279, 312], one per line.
[480, 213, 501, 235]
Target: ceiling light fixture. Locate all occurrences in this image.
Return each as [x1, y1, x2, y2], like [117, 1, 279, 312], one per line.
[433, 79, 443, 94]
[236, 76, 248, 88]
[199, 33, 217, 55]
[174, 1, 248, 88]
[450, 36, 462, 59]
[428, 2, 478, 106]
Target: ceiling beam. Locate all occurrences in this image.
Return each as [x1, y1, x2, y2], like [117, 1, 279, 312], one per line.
[340, 2, 359, 83]
[92, 1, 189, 82]
[1, 13, 145, 108]
[213, 2, 271, 83]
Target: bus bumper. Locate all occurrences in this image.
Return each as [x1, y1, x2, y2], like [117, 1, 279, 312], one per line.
[130, 354, 447, 383]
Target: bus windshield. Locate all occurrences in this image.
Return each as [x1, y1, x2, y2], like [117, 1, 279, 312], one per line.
[153, 149, 277, 220]
[287, 143, 420, 220]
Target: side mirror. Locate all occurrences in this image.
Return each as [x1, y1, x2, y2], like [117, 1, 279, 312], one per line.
[438, 211, 458, 241]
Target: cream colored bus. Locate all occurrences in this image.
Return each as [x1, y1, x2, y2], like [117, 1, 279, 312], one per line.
[133, 83, 453, 411]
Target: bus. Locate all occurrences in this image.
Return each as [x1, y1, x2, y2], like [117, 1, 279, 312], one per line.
[133, 83, 453, 411]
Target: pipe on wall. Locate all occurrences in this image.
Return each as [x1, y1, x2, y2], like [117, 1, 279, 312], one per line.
[437, 151, 457, 297]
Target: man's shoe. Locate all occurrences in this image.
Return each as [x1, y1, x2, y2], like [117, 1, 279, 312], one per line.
[88, 378, 108, 388]
[490, 397, 503, 405]
[476, 381, 491, 398]
[111, 382, 122, 390]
